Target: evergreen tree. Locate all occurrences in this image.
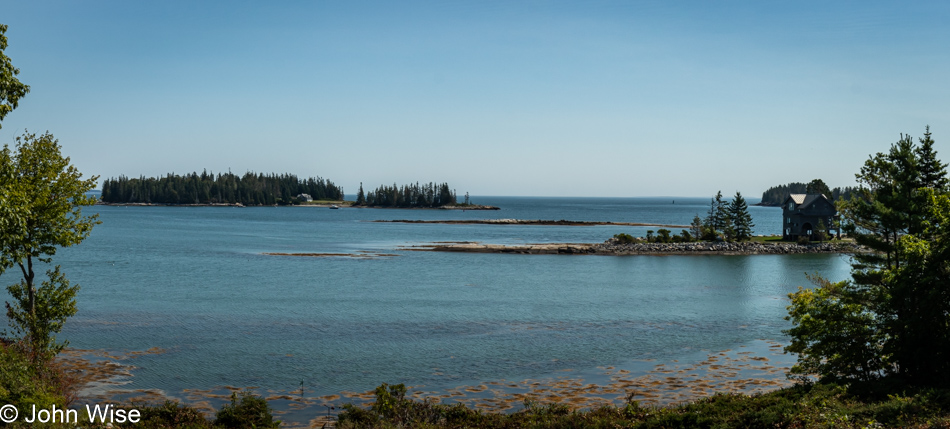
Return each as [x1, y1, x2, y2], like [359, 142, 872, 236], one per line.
[787, 127, 950, 386]
[356, 182, 366, 206]
[916, 125, 949, 191]
[806, 179, 832, 197]
[690, 215, 703, 240]
[729, 192, 754, 241]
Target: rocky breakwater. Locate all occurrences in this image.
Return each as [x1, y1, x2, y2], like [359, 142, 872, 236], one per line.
[405, 240, 863, 256]
[593, 240, 862, 255]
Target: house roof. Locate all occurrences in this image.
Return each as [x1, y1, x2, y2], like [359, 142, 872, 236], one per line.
[786, 193, 831, 210]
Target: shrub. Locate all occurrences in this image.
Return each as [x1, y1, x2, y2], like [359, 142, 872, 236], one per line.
[118, 401, 213, 429]
[213, 390, 280, 429]
[0, 342, 68, 417]
[612, 233, 636, 244]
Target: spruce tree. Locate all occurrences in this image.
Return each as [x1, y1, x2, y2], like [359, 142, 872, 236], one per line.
[356, 182, 366, 205]
[729, 192, 754, 241]
[916, 125, 949, 191]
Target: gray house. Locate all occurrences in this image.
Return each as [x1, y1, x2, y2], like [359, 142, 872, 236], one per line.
[782, 194, 839, 240]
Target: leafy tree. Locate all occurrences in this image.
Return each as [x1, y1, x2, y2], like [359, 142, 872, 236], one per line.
[728, 192, 754, 241]
[0, 131, 99, 361]
[785, 128, 950, 386]
[0, 24, 30, 128]
[785, 276, 885, 383]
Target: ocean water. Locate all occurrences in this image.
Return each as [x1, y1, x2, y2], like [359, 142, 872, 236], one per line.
[6, 197, 851, 421]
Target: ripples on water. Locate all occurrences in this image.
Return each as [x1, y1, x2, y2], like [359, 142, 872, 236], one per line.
[20, 197, 852, 421]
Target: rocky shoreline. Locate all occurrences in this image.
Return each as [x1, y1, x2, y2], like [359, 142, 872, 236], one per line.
[404, 240, 862, 256]
[376, 219, 689, 227]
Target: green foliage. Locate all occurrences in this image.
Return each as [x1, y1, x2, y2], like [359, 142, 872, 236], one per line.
[612, 233, 636, 244]
[728, 191, 754, 241]
[706, 191, 729, 232]
[213, 390, 280, 429]
[816, 218, 829, 242]
[785, 276, 885, 383]
[0, 344, 66, 419]
[677, 229, 692, 242]
[0, 131, 98, 361]
[690, 214, 703, 239]
[357, 182, 456, 207]
[112, 401, 213, 429]
[787, 127, 950, 386]
[334, 382, 950, 429]
[700, 191, 754, 242]
[5, 267, 78, 361]
[806, 178, 832, 197]
[0, 24, 30, 128]
[355, 182, 366, 205]
[101, 171, 343, 205]
[760, 180, 855, 206]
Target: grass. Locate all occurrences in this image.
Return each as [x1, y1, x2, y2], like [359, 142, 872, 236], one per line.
[748, 235, 787, 243]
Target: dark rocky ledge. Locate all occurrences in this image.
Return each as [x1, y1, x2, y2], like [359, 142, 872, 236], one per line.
[402, 240, 863, 256]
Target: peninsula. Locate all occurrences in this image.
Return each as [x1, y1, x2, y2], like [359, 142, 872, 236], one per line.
[404, 239, 861, 255]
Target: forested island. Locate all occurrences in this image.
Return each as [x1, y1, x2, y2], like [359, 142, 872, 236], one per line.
[353, 182, 497, 209]
[98, 173, 497, 209]
[100, 171, 344, 205]
[758, 179, 854, 206]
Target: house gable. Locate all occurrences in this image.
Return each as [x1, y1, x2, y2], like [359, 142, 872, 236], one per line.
[782, 193, 838, 239]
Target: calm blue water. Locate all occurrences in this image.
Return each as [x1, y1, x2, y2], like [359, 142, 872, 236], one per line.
[6, 197, 850, 419]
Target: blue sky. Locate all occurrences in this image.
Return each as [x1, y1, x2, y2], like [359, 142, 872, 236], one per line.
[2, 1, 949, 197]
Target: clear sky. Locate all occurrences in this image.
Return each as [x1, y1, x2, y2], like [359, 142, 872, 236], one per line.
[2, 1, 949, 197]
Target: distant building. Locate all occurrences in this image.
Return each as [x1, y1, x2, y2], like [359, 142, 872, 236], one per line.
[782, 194, 839, 240]
[297, 193, 313, 202]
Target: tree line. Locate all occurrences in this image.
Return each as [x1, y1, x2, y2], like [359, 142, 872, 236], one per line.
[354, 181, 457, 208]
[100, 171, 344, 205]
[760, 179, 855, 205]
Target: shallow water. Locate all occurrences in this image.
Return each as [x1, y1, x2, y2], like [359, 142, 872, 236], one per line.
[8, 197, 851, 423]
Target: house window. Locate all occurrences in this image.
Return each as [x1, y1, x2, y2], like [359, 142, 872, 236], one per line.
[787, 218, 791, 224]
